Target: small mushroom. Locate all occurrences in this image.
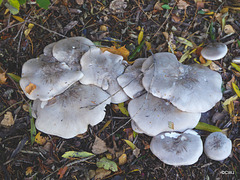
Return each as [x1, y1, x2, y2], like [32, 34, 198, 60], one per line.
[204, 132, 232, 161]
[80, 47, 129, 103]
[201, 42, 228, 61]
[20, 56, 83, 101]
[33, 83, 111, 139]
[117, 58, 146, 99]
[128, 93, 201, 136]
[150, 130, 203, 166]
[142, 52, 222, 112]
[52, 37, 95, 70]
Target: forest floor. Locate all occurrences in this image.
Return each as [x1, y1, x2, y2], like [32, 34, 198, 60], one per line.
[0, 0, 240, 179]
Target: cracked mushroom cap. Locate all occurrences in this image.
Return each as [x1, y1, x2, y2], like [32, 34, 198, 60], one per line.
[20, 57, 83, 101]
[80, 47, 129, 103]
[52, 37, 95, 69]
[201, 42, 228, 61]
[204, 132, 232, 161]
[33, 83, 111, 139]
[128, 93, 201, 136]
[117, 58, 146, 99]
[142, 52, 222, 112]
[150, 130, 203, 166]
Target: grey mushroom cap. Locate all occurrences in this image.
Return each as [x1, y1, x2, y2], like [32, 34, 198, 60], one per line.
[201, 42, 228, 61]
[43, 42, 56, 56]
[131, 120, 144, 134]
[20, 57, 83, 101]
[150, 130, 203, 166]
[128, 93, 201, 136]
[34, 83, 111, 139]
[204, 132, 232, 161]
[142, 52, 222, 112]
[80, 47, 129, 103]
[52, 37, 95, 69]
[117, 58, 146, 99]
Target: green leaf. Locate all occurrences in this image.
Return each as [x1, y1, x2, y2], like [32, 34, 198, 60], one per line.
[5, 0, 20, 14]
[7, 73, 21, 83]
[36, 0, 50, 9]
[237, 40, 240, 47]
[0, 0, 3, 6]
[29, 103, 36, 145]
[96, 157, 118, 172]
[122, 139, 136, 150]
[161, 4, 171, 9]
[118, 103, 129, 116]
[198, 10, 206, 14]
[177, 37, 193, 47]
[179, 50, 190, 63]
[195, 122, 222, 132]
[210, 22, 216, 41]
[19, 0, 26, 5]
[231, 63, 240, 72]
[62, 151, 94, 159]
[129, 40, 145, 61]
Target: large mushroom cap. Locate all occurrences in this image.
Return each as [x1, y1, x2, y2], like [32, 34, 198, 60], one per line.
[52, 37, 95, 69]
[80, 47, 129, 103]
[117, 58, 146, 99]
[128, 93, 201, 136]
[150, 130, 203, 166]
[43, 42, 56, 56]
[204, 132, 232, 161]
[20, 57, 83, 101]
[201, 42, 228, 61]
[142, 52, 222, 112]
[34, 83, 111, 139]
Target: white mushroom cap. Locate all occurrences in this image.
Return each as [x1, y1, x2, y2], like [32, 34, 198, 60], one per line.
[34, 83, 111, 139]
[128, 93, 201, 136]
[80, 47, 129, 103]
[43, 42, 56, 56]
[131, 120, 144, 134]
[150, 130, 203, 166]
[52, 37, 95, 69]
[201, 42, 228, 61]
[20, 57, 83, 101]
[142, 52, 222, 112]
[117, 58, 146, 99]
[204, 132, 232, 161]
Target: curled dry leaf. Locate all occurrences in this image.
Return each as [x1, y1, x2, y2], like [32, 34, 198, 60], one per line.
[95, 168, 111, 180]
[224, 25, 235, 34]
[0, 72, 7, 84]
[92, 136, 108, 154]
[118, 153, 127, 165]
[100, 46, 129, 60]
[177, 0, 190, 10]
[25, 83, 36, 94]
[1, 111, 14, 127]
[35, 132, 48, 145]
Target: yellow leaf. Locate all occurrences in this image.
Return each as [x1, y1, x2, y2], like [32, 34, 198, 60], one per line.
[202, 60, 212, 66]
[222, 95, 238, 111]
[1, 111, 14, 127]
[118, 153, 127, 165]
[145, 41, 151, 51]
[25, 83, 36, 94]
[118, 103, 129, 116]
[26, 167, 33, 176]
[35, 132, 48, 145]
[168, 121, 174, 129]
[232, 82, 240, 97]
[99, 120, 112, 134]
[28, 23, 34, 29]
[122, 139, 136, 150]
[138, 27, 144, 45]
[24, 23, 34, 37]
[12, 15, 25, 22]
[101, 46, 129, 60]
[0, 72, 7, 84]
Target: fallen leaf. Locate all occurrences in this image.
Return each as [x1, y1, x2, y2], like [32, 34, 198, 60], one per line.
[57, 166, 68, 179]
[62, 151, 94, 159]
[177, 0, 190, 10]
[118, 103, 129, 116]
[76, 0, 84, 5]
[145, 41, 151, 51]
[101, 46, 129, 60]
[100, 25, 108, 31]
[1, 111, 14, 127]
[194, 122, 222, 132]
[7, 73, 21, 83]
[210, 62, 221, 71]
[133, 148, 140, 158]
[118, 153, 127, 165]
[232, 82, 240, 97]
[96, 157, 118, 172]
[224, 24, 235, 34]
[22, 104, 29, 112]
[0, 72, 7, 84]
[35, 132, 48, 145]
[94, 168, 111, 180]
[26, 166, 33, 176]
[138, 27, 144, 45]
[12, 15, 24, 22]
[122, 139, 136, 150]
[92, 136, 108, 154]
[25, 83, 36, 94]
[154, 1, 163, 11]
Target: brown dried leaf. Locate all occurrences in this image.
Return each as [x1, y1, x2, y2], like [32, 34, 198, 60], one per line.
[92, 136, 108, 154]
[177, 0, 190, 10]
[76, 0, 84, 5]
[101, 46, 129, 60]
[133, 148, 140, 158]
[95, 168, 111, 179]
[57, 166, 68, 179]
[1, 111, 14, 127]
[118, 153, 127, 165]
[25, 83, 36, 94]
[224, 24, 235, 34]
[0, 72, 7, 84]
[154, 1, 163, 11]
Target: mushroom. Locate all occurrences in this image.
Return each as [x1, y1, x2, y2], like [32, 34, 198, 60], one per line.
[128, 93, 201, 136]
[117, 58, 146, 99]
[20, 56, 83, 101]
[201, 42, 228, 61]
[204, 132, 232, 161]
[150, 130, 203, 166]
[43, 42, 56, 56]
[52, 37, 95, 70]
[33, 83, 111, 139]
[142, 52, 222, 112]
[131, 120, 144, 134]
[80, 47, 129, 103]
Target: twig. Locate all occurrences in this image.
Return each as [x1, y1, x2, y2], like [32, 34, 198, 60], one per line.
[0, 100, 24, 117]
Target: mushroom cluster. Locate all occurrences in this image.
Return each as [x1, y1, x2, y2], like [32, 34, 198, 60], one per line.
[20, 37, 231, 165]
